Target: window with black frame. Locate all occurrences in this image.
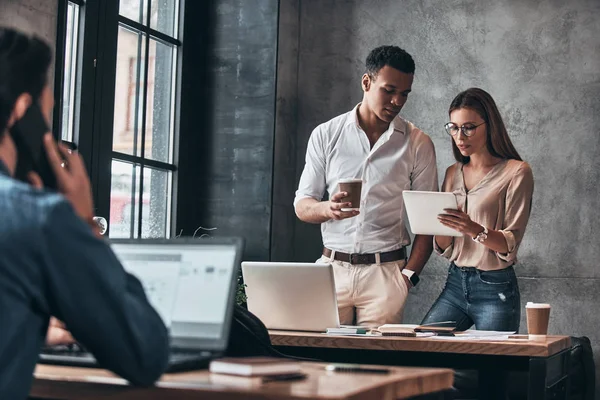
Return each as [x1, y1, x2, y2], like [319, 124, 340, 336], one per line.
[55, 0, 182, 239]
[109, 0, 180, 239]
[54, 0, 83, 145]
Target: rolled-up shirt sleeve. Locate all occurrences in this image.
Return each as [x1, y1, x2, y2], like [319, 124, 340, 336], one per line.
[434, 238, 454, 258]
[410, 132, 439, 192]
[294, 126, 327, 209]
[497, 163, 534, 262]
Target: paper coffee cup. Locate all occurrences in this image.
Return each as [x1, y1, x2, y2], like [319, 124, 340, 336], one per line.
[338, 178, 363, 212]
[526, 302, 551, 340]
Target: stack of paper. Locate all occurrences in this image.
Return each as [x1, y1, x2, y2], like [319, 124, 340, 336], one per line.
[430, 330, 516, 340]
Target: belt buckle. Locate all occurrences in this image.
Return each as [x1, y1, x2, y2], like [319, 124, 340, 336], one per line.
[350, 253, 368, 265]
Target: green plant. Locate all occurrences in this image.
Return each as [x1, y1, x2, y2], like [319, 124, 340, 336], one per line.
[236, 275, 247, 306]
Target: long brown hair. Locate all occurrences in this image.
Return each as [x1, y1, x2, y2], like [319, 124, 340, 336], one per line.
[449, 88, 522, 163]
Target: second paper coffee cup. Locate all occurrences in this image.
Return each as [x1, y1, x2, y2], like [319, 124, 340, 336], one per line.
[526, 302, 551, 340]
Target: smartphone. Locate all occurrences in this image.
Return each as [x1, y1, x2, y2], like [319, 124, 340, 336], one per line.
[261, 372, 307, 383]
[414, 320, 457, 336]
[324, 363, 390, 374]
[10, 102, 64, 190]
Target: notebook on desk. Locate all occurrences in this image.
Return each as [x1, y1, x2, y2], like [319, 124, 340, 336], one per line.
[376, 321, 457, 337]
[39, 237, 244, 372]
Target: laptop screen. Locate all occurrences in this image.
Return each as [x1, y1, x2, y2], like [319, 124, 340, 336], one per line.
[110, 240, 239, 350]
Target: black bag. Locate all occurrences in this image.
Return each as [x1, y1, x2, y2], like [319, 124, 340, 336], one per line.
[226, 305, 282, 357]
[567, 336, 595, 400]
[507, 336, 596, 400]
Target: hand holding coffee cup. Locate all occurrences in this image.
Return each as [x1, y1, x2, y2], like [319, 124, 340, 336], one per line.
[526, 302, 551, 340]
[327, 178, 362, 221]
[338, 178, 363, 212]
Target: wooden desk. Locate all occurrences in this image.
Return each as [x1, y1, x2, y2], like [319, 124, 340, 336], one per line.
[270, 331, 572, 400]
[31, 362, 454, 400]
[270, 331, 570, 357]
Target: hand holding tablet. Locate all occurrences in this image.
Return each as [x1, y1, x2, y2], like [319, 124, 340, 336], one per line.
[402, 191, 462, 237]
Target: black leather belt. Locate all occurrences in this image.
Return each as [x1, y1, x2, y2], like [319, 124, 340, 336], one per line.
[323, 247, 406, 265]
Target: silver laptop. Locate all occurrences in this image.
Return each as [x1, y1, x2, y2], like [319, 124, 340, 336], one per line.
[40, 237, 243, 372]
[403, 190, 463, 237]
[241, 262, 340, 332]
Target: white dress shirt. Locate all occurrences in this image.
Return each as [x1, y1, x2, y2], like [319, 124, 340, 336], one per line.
[294, 104, 439, 254]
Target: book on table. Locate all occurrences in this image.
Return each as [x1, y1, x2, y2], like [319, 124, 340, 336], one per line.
[210, 373, 265, 388]
[209, 357, 301, 376]
[376, 324, 420, 337]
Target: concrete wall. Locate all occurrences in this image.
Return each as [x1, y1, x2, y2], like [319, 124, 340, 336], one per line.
[274, 0, 600, 393]
[0, 0, 58, 81]
[187, 0, 279, 261]
[271, 0, 300, 261]
[0, 0, 57, 43]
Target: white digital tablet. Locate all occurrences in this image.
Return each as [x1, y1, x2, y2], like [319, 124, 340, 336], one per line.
[402, 190, 463, 237]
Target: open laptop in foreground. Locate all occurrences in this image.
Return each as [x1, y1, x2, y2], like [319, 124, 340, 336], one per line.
[241, 262, 340, 332]
[39, 237, 243, 372]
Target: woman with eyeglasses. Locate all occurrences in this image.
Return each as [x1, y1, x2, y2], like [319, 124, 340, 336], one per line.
[421, 87, 534, 334]
[420, 88, 533, 398]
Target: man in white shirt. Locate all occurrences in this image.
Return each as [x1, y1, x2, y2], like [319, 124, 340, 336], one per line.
[294, 45, 438, 327]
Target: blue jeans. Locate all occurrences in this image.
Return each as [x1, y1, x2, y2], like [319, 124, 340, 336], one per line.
[422, 263, 521, 399]
[422, 263, 520, 332]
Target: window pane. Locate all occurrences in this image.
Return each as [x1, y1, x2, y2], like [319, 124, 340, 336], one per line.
[113, 26, 146, 157]
[60, 2, 80, 142]
[145, 39, 175, 162]
[119, 0, 148, 25]
[109, 160, 141, 238]
[142, 167, 171, 238]
[150, 0, 179, 37]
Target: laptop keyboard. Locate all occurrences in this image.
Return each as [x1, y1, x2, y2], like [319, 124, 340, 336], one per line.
[39, 345, 213, 370]
[42, 344, 88, 355]
[39, 344, 97, 366]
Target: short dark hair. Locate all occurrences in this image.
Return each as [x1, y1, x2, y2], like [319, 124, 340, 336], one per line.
[365, 45, 415, 78]
[449, 88, 522, 163]
[0, 27, 52, 138]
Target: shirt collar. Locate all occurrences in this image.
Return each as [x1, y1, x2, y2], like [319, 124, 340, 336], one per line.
[346, 103, 406, 135]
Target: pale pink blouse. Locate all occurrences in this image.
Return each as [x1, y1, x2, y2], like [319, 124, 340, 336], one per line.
[434, 159, 534, 271]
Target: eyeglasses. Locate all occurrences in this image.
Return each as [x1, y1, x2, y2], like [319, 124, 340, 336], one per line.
[444, 121, 486, 137]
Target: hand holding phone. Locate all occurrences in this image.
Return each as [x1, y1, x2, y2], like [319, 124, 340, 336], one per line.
[10, 102, 58, 189]
[41, 134, 96, 226]
[10, 103, 98, 235]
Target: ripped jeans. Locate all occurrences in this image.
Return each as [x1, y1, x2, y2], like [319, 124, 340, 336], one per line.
[422, 262, 520, 332]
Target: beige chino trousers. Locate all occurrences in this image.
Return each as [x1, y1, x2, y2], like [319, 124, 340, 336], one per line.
[317, 254, 409, 328]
